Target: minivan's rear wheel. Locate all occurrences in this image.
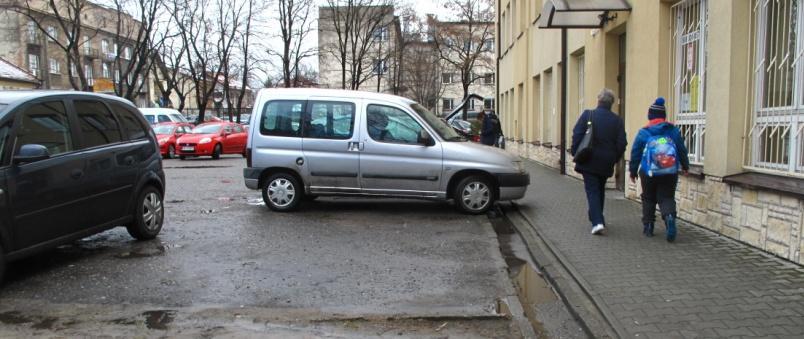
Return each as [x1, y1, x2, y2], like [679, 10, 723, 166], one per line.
[127, 186, 164, 240]
[212, 144, 222, 160]
[454, 176, 495, 214]
[166, 145, 176, 159]
[262, 173, 302, 212]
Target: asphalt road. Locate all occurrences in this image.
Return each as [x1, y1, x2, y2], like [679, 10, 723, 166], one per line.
[0, 156, 522, 337]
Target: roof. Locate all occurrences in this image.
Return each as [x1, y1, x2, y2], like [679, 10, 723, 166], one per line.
[256, 88, 415, 104]
[0, 90, 133, 106]
[0, 58, 39, 84]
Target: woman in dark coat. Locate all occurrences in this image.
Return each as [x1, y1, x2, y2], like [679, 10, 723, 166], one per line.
[571, 89, 628, 236]
[480, 110, 499, 146]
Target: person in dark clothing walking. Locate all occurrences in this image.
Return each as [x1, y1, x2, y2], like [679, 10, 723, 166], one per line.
[629, 97, 689, 242]
[480, 109, 500, 146]
[571, 89, 628, 235]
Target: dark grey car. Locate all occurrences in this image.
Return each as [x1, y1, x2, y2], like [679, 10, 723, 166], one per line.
[0, 91, 166, 283]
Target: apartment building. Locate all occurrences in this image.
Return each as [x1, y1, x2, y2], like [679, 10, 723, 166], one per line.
[0, 0, 152, 106]
[497, 0, 804, 265]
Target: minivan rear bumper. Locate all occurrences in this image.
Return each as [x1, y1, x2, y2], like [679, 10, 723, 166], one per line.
[244, 167, 262, 189]
[495, 173, 530, 201]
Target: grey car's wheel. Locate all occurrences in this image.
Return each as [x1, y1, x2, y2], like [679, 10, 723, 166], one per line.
[454, 176, 495, 214]
[262, 173, 302, 212]
[166, 144, 176, 159]
[211, 144, 222, 160]
[126, 186, 164, 240]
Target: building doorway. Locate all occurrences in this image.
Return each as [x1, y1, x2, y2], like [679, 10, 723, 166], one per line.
[615, 33, 627, 191]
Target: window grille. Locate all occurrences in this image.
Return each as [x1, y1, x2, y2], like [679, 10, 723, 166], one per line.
[670, 0, 708, 165]
[746, 0, 803, 176]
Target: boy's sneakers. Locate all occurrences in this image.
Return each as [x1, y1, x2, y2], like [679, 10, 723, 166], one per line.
[665, 214, 677, 242]
[591, 224, 606, 235]
[643, 222, 654, 237]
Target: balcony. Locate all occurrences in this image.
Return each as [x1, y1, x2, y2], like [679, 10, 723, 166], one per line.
[82, 48, 100, 59]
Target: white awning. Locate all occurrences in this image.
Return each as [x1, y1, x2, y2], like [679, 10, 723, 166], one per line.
[536, 0, 632, 29]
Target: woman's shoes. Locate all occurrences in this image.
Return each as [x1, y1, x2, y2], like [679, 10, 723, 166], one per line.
[642, 222, 654, 237]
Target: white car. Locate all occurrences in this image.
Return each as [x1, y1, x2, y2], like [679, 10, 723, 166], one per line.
[139, 108, 189, 125]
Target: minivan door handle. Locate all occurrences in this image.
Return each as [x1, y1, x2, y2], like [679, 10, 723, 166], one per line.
[348, 142, 363, 152]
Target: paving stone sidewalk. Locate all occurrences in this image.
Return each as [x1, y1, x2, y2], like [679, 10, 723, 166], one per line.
[513, 160, 804, 339]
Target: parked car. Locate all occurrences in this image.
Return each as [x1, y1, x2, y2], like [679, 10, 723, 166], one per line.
[139, 108, 189, 125]
[186, 114, 223, 125]
[243, 88, 529, 214]
[175, 122, 247, 160]
[0, 91, 165, 283]
[238, 113, 251, 126]
[153, 122, 194, 159]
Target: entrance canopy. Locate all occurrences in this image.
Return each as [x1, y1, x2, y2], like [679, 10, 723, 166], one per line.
[536, 0, 632, 29]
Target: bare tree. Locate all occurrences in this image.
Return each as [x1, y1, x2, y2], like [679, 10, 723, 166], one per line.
[320, 0, 396, 90]
[403, 41, 443, 112]
[110, 0, 163, 101]
[432, 0, 494, 119]
[172, 0, 245, 122]
[7, 0, 103, 90]
[271, 0, 315, 88]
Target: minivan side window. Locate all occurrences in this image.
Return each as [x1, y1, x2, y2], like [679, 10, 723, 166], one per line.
[15, 101, 74, 156]
[109, 103, 148, 140]
[366, 104, 424, 145]
[261, 100, 303, 137]
[74, 100, 123, 148]
[305, 101, 355, 139]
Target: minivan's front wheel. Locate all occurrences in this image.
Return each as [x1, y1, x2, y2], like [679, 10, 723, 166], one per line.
[454, 176, 495, 214]
[127, 186, 164, 240]
[262, 173, 302, 212]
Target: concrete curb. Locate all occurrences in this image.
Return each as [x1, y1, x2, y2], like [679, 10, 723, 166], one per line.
[503, 202, 624, 339]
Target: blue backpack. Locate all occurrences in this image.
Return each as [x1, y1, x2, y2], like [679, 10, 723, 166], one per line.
[641, 134, 679, 177]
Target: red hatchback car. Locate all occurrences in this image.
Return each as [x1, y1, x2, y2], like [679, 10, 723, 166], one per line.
[153, 122, 194, 159]
[175, 122, 247, 160]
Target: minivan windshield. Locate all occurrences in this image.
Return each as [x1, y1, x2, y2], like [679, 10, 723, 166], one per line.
[191, 124, 222, 134]
[410, 103, 463, 141]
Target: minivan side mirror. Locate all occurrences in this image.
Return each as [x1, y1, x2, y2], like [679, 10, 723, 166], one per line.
[14, 144, 50, 164]
[418, 130, 435, 147]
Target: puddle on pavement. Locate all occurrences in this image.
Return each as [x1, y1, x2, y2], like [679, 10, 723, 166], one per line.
[114, 244, 167, 259]
[490, 216, 559, 337]
[142, 310, 176, 330]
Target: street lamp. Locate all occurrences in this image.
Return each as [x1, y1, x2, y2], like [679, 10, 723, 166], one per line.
[535, 0, 631, 175]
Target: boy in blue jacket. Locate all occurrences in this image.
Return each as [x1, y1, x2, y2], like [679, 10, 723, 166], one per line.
[629, 98, 689, 242]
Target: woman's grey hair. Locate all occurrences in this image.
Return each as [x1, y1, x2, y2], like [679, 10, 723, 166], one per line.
[597, 88, 616, 108]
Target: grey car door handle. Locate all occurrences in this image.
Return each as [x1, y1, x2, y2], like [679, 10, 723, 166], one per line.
[348, 142, 363, 152]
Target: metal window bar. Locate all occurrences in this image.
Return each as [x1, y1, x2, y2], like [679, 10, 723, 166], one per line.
[671, 0, 708, 164]
[746, 0, 804, 176]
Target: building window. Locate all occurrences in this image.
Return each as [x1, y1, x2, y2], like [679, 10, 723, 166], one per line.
[70, 62, 77, 77]
[49, 58, 60, 74]
[101, 40, 109, 54]
[123, 46, 132, 60]
[83, 36, 91, 54]
[114, 69, 121, 84]
[28, 54, 39, 77]
[46, 26, 57, 41]
[484, 98, 495, 110]
[482, 73, 494, 85]
[441, 73, 452, 84]
[748, 0, 803, 175]
[102, 63, 111, 79]
[576, 53, 585, 113]
[484, 38, 494, 52]
[84, 64, 94, 86]
[27, 22, 38, 43]
[373, 26, 389, 41]
[671, 0, 708, 165]
[373, 59, 387, 75]
[442, 98, 454, 112]
[113, 42, 119, 56]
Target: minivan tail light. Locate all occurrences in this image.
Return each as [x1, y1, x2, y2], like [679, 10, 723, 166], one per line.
[246, 147, 252, 167]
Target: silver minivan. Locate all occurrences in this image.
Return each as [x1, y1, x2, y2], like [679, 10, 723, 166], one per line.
[243, 89, 529, 214]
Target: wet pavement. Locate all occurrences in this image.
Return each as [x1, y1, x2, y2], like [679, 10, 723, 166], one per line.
[0, 156, 525, 337]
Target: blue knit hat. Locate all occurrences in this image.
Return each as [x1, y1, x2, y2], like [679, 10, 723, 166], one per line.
[648, 97, 666, 120]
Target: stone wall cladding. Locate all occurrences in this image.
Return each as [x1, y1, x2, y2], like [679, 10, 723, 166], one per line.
[625, 165, 803, 265]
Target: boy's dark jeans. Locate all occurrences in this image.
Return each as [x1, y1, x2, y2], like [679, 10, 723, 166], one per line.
[639, 172, 679, 224]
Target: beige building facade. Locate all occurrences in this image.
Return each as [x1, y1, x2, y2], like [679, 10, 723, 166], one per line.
[498, 0, 804, 265]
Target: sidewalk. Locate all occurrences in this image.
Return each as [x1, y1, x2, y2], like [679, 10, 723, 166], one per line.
[509, 160, 804, 338]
